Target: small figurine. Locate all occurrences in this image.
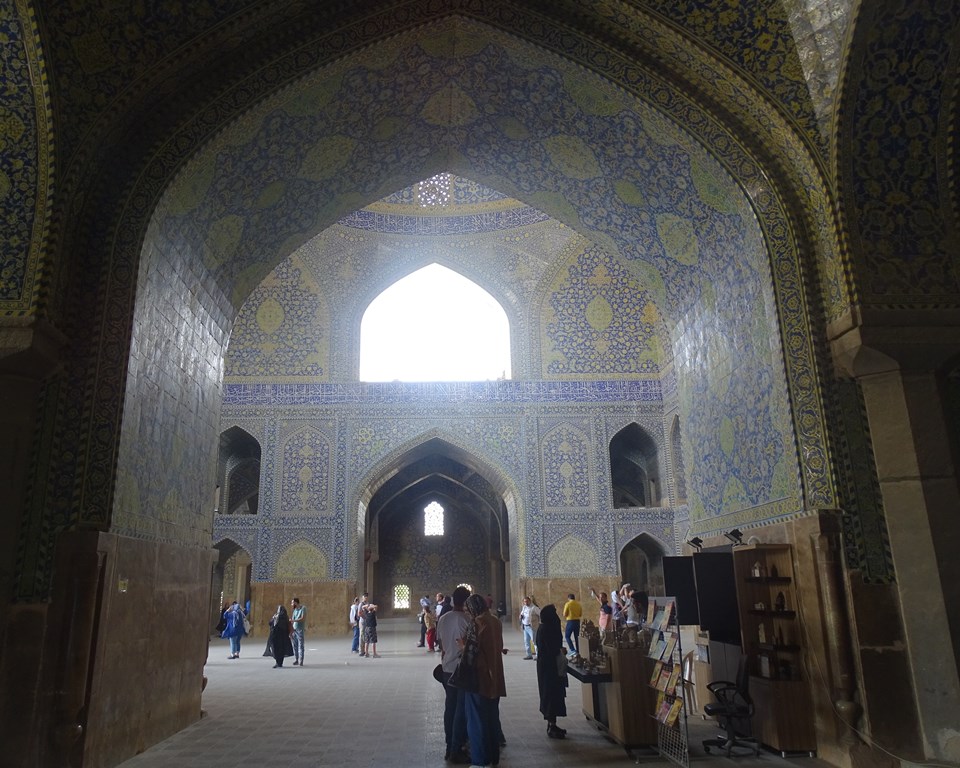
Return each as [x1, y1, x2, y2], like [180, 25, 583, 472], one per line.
[775, 591, 786, 611]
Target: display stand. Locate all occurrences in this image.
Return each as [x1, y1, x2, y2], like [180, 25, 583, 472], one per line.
[569, 620, 659, 758]
[646, 597, 690, 768]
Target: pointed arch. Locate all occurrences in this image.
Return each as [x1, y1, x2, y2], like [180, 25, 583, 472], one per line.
[352, 427, 525, 586]
[276, 540, 328, 581]
[546, 534, 597, 576]
[609, 422, 661, 509]
[217, 426, 262, 515]
[358, 261, 511, 382]
[618, 532, 668, 595]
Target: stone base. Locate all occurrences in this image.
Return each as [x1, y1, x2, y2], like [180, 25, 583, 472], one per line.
[0, 530, 213, 767]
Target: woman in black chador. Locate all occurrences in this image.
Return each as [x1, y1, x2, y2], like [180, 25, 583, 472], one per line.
[267, 604, 294, 668]
[535, 604, 568, 738]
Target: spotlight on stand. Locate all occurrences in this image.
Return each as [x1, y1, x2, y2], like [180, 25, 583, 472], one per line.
[724, 528, 744, 546]
[687, 537, 703, 551]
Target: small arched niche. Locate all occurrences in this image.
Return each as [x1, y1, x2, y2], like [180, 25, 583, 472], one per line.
[217, 426, 262, 515]
[609, 423, 660, 508]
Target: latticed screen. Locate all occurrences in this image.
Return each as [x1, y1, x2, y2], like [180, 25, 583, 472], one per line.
[394, 584, 410, 609]
[417, 173, 452, 206]
[424, 501, 444, 535]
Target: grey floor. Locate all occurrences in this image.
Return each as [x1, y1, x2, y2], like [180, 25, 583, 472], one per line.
[118, 619, 830, 768]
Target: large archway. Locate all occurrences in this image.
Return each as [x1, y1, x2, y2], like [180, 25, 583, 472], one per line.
[9, 10, 850, 768]
[355, 435, 516, 616]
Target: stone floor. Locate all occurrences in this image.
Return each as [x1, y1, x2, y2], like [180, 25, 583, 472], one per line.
[118, 619, 830, 768]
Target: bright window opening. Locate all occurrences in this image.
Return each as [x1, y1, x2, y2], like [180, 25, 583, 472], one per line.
[425, 501, 444, 536]
[394, 584, 411, 609]
[458, 583, 473, 593]
[360, 263, 511, 382]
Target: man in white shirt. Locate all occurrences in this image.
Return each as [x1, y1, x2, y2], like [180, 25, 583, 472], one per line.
[437, 586, 471, 763]
[519, 596, 541, 659]
[349, 596, 361, 653]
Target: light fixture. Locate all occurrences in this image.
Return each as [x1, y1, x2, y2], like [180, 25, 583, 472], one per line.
[687, 537, 703, 551]
[724, 528, 744, 546]
[724, 528, 744, 545]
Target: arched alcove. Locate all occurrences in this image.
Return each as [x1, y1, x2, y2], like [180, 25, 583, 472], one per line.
[217, 426, 261, 515]
[610, 423, 661, 508]
[619, 533, 667, 596]
[211, 539, 253, 629]
[355, 435, 515, 617]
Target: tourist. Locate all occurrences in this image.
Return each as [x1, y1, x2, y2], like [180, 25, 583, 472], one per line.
[268, 604, 294, 668]
[461, 593, 506, 768]
[535, 604, 568, 738]
[290, 597, 306, 666]
[437, 585, 472, 763]
[562, 593, 583, 658]
[519, 595, 540, 659]
[349, 596, 361, 653]
[221, 601, 246, 659]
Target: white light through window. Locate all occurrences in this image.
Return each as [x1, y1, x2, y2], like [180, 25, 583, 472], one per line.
[425, 501, 444, 536]
[359, 263, 511, 382]
[394, 584, 410, 609]
[417, 173, 452, 207]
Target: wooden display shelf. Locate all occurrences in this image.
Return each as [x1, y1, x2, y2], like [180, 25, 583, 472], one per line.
[578, 646, 659, 749]
[733, 543, 817, 756]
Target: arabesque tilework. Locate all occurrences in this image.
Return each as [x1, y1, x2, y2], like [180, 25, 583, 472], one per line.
[21, 4, 924, 597]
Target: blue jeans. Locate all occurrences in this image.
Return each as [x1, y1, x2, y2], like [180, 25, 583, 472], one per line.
[564, 620, 580, 656]
[465, 693, 499, 767]
[522, 624, 536, 656]
[229, 635, 241, 655]
[292, 628, 304, 662]
[351, 624, 360, 652]
[443, 674, 467, 755]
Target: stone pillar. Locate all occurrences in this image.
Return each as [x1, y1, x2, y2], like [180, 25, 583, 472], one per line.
[833, 326, 960, 762]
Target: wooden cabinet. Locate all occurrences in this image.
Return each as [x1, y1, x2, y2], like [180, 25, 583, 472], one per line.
[575, 648, 659, 747]
[732, 543, 816, 754]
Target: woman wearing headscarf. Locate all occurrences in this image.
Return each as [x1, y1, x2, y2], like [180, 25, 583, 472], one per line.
[221, 601, 246, 659]
[267, 604, 294, 668]
[460, 593, 506, 767]
[535, 604, 568, 738]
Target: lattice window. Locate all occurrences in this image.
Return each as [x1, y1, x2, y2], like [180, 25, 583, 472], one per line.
[458, 582, 473, 593]
[394, 584, 411, 609]
[417, 173, 452, 207]
[425, 501, 444, 535]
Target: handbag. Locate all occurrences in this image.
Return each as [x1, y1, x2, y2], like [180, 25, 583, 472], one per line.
[243, 617, 252, 634]
[448, 624, 480, 692]
[448, 655, 479, 692]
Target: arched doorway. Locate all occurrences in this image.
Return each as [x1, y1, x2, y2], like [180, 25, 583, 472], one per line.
[211, 540, 253, 631]
[619, 533, 667, 596]
[357, 437, 512, 619]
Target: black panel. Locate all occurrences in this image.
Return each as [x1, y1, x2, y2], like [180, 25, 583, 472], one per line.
[663, 556, 699, 624]
[693, 551, 741, 645]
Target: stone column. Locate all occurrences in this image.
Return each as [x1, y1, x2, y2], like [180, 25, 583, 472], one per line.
[833, 326, 960, 762]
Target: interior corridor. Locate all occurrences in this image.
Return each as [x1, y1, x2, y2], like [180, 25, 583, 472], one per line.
[118, 620, 829, 768]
